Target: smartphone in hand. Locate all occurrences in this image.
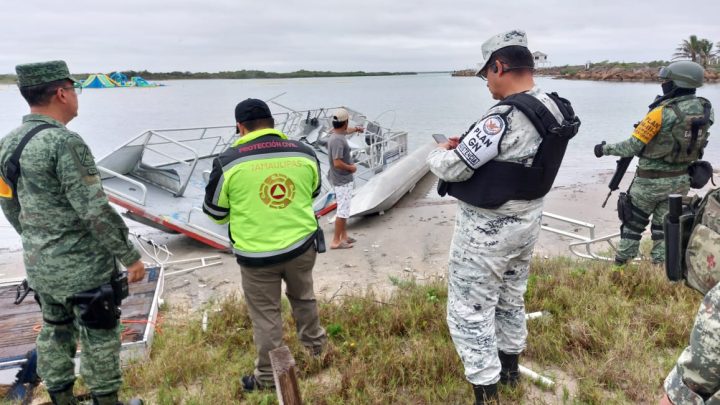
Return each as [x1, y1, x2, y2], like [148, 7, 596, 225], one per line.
[432, 134, 448, 144]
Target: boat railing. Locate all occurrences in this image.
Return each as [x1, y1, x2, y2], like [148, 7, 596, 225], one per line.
[541, 212, 620, 261]
[97, 166, 149, 205]
[98, 126, 237, 201]
[353, 130, 408, 178]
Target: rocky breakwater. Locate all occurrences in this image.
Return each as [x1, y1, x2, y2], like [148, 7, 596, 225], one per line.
[537, 65, 720, 83]
[451, 69, 476, 77]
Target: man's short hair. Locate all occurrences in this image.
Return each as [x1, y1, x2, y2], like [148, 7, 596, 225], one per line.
[242, 117, 275, 132]
[488, 45, 535, 75]
[19, 79, 70, 106]
[332, 120, 348, 129]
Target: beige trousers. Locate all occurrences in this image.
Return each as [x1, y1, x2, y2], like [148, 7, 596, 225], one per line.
[240, 247, 327, 385]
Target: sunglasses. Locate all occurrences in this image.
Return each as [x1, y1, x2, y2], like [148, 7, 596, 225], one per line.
[58, 82, 83, 95]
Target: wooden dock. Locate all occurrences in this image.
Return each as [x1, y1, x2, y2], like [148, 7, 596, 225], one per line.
[0, 266, 162, 368]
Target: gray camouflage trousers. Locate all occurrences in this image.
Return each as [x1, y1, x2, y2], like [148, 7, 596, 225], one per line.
[664, 282, 720, 404]
[35, 291, 122, 395]
[447, 199, 543, 385]
[617, 174, 690, 263]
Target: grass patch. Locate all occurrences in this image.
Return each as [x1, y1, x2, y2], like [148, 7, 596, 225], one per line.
[117, 257, 700, 404]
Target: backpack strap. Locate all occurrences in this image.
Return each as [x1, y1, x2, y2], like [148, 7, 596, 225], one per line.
[495, 92, 580, 139]
[689, 98, 712, 155]
[4, 123, 57, 189]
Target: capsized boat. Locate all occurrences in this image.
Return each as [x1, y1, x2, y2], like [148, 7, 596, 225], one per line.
[96, 105, 433, 249]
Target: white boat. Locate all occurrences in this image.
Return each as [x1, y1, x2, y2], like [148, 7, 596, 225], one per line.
[96, 104, 432, 249]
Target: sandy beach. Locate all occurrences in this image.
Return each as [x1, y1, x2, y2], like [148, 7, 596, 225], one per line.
[4, 166, 703, 310]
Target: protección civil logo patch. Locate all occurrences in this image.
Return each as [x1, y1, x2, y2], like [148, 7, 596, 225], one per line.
[259, 173, 296, 209]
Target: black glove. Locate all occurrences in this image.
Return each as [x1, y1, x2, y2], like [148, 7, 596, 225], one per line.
[594, 141, 606, 158]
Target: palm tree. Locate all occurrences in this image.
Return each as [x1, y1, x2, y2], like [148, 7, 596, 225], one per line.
[696, 39, 716, 67]
[673, 35, 703, 62]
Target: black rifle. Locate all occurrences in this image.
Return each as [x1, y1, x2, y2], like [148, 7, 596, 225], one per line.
[602, 156, 633, 208]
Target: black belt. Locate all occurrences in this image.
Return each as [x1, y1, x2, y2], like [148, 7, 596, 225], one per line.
[636, 168, 687, 179]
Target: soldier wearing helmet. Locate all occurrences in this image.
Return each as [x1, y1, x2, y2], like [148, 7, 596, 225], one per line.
[594, 60, 714, 266]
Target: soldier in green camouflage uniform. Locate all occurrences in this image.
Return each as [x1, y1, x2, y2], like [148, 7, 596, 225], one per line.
[595, 61, 714, 265]
[0, 61, 145, 405]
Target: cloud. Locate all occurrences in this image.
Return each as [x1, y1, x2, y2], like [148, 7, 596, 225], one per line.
[1, 0, 718, 73]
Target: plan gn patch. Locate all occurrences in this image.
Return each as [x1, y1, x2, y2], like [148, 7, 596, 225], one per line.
[455, 114, 507, 169]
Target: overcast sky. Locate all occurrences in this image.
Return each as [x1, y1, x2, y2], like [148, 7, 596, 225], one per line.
[2, 0, 719, 74]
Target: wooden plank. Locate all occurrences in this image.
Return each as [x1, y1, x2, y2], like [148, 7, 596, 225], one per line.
[0, 273, 160, 363]
[269, 346, 302, 405]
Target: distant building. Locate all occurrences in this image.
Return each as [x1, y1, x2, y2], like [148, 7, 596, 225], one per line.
[533, 51, 549, 67]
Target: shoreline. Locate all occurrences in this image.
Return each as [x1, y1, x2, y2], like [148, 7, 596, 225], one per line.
[0, 169, 692, 308]
[452, 65, 720, 83]
[2, 168, 718, 309]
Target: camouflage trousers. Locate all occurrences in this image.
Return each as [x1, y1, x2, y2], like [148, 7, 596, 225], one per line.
[616, 174, 690, 263]
[664, 282, 720, 404]
[447, 199, 543, 385]
[35, 291, 122, 395]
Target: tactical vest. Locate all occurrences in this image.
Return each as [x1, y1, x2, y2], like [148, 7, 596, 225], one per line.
[445, 92, 580, 209]
[641, 96, 712, 164]
[665, 188, 720, 294]
[686, 189, 720, 294]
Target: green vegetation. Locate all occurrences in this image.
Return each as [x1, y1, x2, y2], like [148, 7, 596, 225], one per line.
[586, 60, 670, 68]
[109, 257, 699, 404]
[0, 74, 15, 84]
[673, 35, 718, 67]
[123, 70, 417, 81]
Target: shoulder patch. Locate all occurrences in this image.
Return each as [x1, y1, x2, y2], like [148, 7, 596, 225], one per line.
[65, 137, 100, 181]
[632, 107, 663, 144]
[455, 114, 506, 169]
[73, 144, 95, 167]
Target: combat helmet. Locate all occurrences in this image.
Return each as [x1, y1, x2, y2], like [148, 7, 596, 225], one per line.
[658, 60, 705, 88]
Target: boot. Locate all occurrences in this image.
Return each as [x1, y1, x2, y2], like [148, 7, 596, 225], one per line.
[48, 382, 78, 405]
[92, 391, 144, 405]
[91, 392, 119, 405]
[498, 351, 520, 387]
[472, 383, 498, 405]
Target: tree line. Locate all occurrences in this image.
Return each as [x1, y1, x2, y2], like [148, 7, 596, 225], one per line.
[116, 69, 417, 80]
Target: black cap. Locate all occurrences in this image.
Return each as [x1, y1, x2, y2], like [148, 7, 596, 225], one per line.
[235, 98, 272, 123]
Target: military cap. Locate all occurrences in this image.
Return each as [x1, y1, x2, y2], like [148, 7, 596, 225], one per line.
[15, 60, 77, 88]
[477, 30, 529, 75]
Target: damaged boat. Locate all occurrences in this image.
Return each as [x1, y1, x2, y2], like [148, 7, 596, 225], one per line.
[96, 105, 433, 249]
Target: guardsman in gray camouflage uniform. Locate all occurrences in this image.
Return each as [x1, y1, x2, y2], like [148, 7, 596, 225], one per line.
[0, 61, 145, 405]
[427, 30, 579, 404]
[595, 60, 713, 266]
[662, 283, 720, 404]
